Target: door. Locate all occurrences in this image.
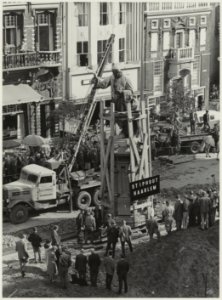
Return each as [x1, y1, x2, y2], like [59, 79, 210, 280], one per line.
[114, 158, 131, 216]
[38, 174, 56, 201]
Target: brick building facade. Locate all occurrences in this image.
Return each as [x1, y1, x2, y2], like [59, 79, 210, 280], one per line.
[144, 2, 213, 111]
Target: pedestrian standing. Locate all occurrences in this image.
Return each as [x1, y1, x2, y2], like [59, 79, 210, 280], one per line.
[103, 251, 115, 290]
[162, 201, 174, 234]
[188, 191, 197, 227]
[105, 220, 119, 258]
[51, 225, 61, 247]
[15, 233, 29, 278]
[88, 248, 101, 287]
[44, 239, 52, 268]
[199, 190, 210, 230]
[28, 227, 42, 263]
[208, 189, 217, 227]
[55, 245, 62, 270]
[203, 110, 210, 131]
[117, 254, 130, 294]
[119, 220, 133, 257]
[84, 210, 96, 244]
[190, 109, 197, 134]
[173, 195, 183, 231]
[146, 215, 161, 240]
[182, 196, 190, 229]
[75, 249, 88, 286]
[59, 246, 72, 289]
[47, 246, 57, 283]
[76, 210, 85, 235]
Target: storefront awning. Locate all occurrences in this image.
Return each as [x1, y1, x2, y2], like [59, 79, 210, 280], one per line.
[3, 84, 45, 106]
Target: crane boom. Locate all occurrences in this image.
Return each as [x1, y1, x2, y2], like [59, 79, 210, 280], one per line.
[68, 34, 115, 173]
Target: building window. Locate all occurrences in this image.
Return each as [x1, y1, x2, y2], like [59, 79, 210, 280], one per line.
[175, 31, 184, 48]
[151, 20, 158, 29]
[189, 29, 196, 48]
[192, 58, 200, 86]
[200, 16, 207, 25]
[163, 32, 170, 50]
[100, 3, 109, 25]
[35, 11, 55, 51]
[200, 28, 206, 46]
[153, 61, 163, 92]
[77, 41, 88, 66]
[97, 40, 112, 64]
[119, 38, 125, 62]
[77, 3, 89, 26]
[3, 13, 23, 53]
[119, 3, 126, 24]
[189, 17, 196, 26]
[163, 19, 170, 28]
[151, 32, 158, 51]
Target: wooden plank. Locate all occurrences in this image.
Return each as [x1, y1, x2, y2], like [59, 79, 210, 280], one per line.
[138, 134, 148, 179]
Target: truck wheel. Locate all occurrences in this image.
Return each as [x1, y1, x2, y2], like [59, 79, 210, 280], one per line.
[9, 205, 29, 224]
[190, 142, 200, 154]
[93, 188, 102, 206]
[77, 191, 92, 210]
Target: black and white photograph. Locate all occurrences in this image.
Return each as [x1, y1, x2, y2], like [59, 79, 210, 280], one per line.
[2, 1, 220, 297]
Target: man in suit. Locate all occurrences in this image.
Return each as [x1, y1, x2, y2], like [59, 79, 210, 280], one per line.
[28, 227, 42, 263]
[189, 109, 197, 134]
[173, 194, 183, 231]
[119, 220, 133, 257]
[117, 254, 130, 294]
[103, 251, 115, 290]
[75, 249, 87, 285]
[59, 246, 72, 289]
[105, 220, 119, 258]
[203, 110, 210, 131]
[88, 248, 101, 287]
[15, 233, 29, 277]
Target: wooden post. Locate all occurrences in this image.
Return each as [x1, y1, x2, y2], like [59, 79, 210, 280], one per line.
[65, 164, 73, 213]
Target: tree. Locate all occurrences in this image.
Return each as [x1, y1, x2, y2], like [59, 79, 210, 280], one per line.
[166, 78, 195, 113]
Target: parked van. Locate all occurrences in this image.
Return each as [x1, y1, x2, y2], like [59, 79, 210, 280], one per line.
[195, 110, 220, 129]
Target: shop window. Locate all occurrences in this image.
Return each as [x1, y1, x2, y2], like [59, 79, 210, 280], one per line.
[97, 39, 112, 64]
[35, 11, 56, 51]
[3, 13, 23, 53]
[77, 41, 89, 66]
[100, 3, 109, 25]
[77, 3, 89, 27]
[119, 3, 126, 24]
[119, 38, 125, 62]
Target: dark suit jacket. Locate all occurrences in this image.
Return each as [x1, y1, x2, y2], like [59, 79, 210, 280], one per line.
[75, 253, 87, 273]
[117, 258, 129, 276]
[88, 253, 101, 271]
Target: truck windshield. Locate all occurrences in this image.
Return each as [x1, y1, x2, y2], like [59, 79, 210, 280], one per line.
[20, 171, 38, 183]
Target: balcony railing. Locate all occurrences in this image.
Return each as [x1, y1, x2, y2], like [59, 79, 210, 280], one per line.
[169, 47, 194, 61]
[147, 2, 210, 12]
[3, 50, 61, 70]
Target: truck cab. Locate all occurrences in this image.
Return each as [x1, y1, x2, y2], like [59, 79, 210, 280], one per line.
[3, 164, 68, 224]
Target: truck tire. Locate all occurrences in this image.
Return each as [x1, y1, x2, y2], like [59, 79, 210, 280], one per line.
[190, 142, 200, 154]
[77, 191, 91, 210]
[93, 188, 102, 206]
[9, 205, 29, 224]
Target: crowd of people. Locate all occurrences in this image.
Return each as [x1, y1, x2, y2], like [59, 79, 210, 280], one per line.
[3, 137, 101, 184]
[15, 215, 132, 294]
